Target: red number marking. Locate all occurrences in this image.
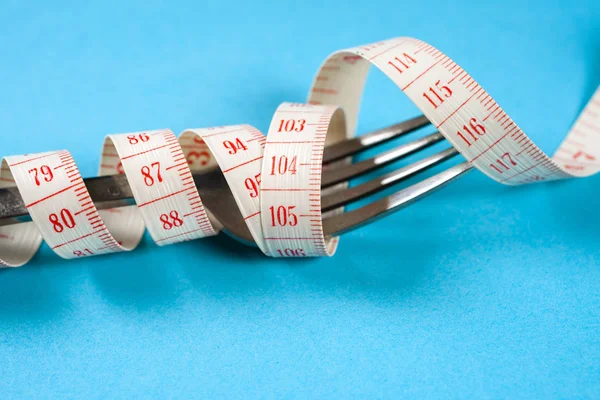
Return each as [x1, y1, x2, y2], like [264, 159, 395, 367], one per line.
[73, 248, 94, 257]
[141, 161, 163, 187]
[388, 53, 417, 74]
[127, 133, 150, 144]
[573, 151, 596, 161]
[276, 248, 306, 257]
[490, 152, 517, 173]
[244, 173, 261, 198]
[423, 80, 452, 109]
[277, 119, 306, 132]
[269, 155, 297, 176]
[187, 151, 211, 166]
[28, 165, 54, 186]
[49, 209, 76, 233]
[159, 210, 184, 230]
[223, 138, 248, 155]
[457, 117, 486, 146]
[269, 206, 298, 227]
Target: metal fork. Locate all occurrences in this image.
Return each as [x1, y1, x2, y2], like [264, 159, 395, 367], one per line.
[0, 115, 474, 243]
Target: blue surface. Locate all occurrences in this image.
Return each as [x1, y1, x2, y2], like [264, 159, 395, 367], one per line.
[0, 0, 599, 398]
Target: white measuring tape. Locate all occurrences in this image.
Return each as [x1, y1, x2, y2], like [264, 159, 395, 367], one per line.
[1, 37, 598, 267]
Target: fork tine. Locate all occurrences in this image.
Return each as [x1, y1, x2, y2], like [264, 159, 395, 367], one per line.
[321, 147, 459, 212]
[321, 161, 474, 237]
[321, 132, 445, 188]
[322, 115, 430, 164]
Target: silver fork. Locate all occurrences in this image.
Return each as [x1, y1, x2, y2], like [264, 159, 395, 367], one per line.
[0, 115, 474, 242]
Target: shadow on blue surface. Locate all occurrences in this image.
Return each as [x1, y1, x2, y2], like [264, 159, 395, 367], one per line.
[0, 175, 547, 319]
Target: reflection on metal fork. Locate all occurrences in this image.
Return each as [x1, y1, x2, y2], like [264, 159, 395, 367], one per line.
[322, 115, 430, 163]
[322, 162, 474, 236]
[321, 147, 460, 212]
[322, 132, 445, 188]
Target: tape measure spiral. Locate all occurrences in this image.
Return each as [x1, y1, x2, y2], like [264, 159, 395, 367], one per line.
[0, 37, 598, 267]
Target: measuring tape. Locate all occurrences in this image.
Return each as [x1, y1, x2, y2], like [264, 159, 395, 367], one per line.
[1, 37, 598, 267]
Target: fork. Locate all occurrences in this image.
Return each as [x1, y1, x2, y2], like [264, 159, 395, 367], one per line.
[0, 115, 474, 243]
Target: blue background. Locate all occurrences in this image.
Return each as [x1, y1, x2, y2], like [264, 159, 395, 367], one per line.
[0, 0, 598, 398]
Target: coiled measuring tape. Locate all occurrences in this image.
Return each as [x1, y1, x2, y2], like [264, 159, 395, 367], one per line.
[1, 37, 598, 267]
